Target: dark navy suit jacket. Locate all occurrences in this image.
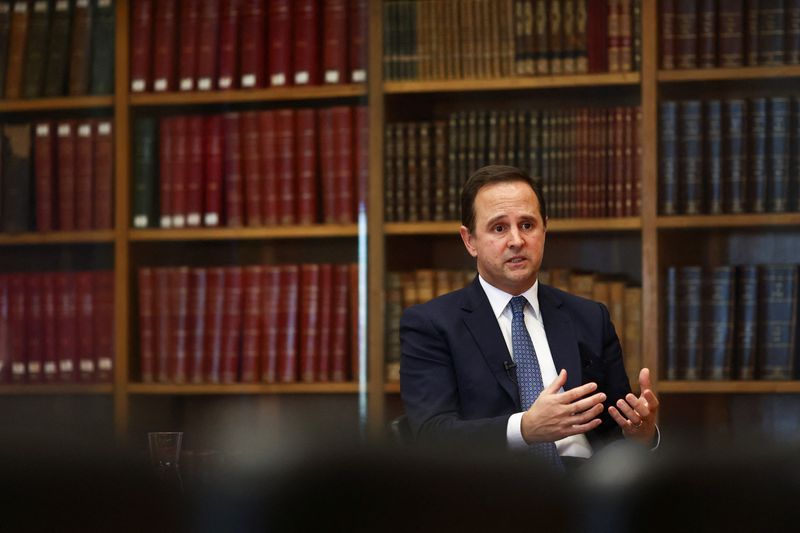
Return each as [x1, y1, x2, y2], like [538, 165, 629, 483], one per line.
[400, 277, 631, 450]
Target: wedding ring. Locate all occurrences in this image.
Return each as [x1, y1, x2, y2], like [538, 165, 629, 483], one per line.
[632, 420, 643, 429]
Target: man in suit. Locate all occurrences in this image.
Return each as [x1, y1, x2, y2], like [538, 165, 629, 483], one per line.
[400, 165, 659, 461]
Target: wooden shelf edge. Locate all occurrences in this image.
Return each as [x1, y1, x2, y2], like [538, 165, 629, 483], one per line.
[384, 218, 641, 235]
[385, 382, 400, 394]
[657, 213, 800, 229]
[126, 382, 361, 394]
[659, 381, 800, 393]
[0, 95, 114, 112]
[129, 225, 359, 241]
[0, 230, 116, 245]
[129, 84, 367, 106]
[384, 72, 641, 94]
[658, 65, 800, 82]
[0, 384, 114, 395]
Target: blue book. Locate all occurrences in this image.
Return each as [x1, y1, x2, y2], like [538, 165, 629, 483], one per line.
[705, 100, 723, 214]
[679, 266, 704, 380]
[736, 265, 759, 380]
[767, 97, 790, 212]
[664, 266, 679, 380]
[792, 97, 800, 212]
[748, 98, 767, 213]
[660, 101, 678, 215]
[704, 266, 735, 380]
[757, 264, 799, 380]
[680, 100, 703, 215]
[725, 99, 746, 214]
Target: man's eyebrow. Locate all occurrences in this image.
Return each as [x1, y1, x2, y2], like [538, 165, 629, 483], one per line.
[485, 214, 507, 226]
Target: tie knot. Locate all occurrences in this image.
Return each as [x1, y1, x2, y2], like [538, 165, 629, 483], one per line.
[510, 296, 527, 316]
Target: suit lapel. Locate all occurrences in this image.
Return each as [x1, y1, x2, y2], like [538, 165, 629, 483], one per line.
[460, 278, 520, 407]
[538, 284, 582, 392]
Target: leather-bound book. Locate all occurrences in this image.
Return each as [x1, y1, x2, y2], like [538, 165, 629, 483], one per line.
[0, 2, 11, 98]
[137, 267, 155, 383]
[42, 0, 70, 97]
[195, 0, 218, 91]
[293, 0, 319, 85]
[2, 123, 32, 233]
[239, 111, 263, 226]
[354, 105, 367, 218]
[185, 267, 206, 383]
[267, 0, 291, 86]
[21, 0, 50, 98]
[662, 0, 679, 69]
[318, 107, 336, 223]
[533, 0, 549, 74]
[75, 271, 95, 382]
[418, 122, 432, 221]
[574, 0, 588, 73]
[220, 266, 242, 384]
[55, 271, 77, 382]
[384, 124, 396, 222]
[4, 0, 30, 99]
[757, 264, 799, 379]
[55, 122, 76, 231]
[185, 115, 203, 227]
[151, 0, 177, 92]
[170, 115, 188, 227]
[202, 267, 225, 383]
[67, 0, 92, 95]
[0, 275, 8, 383]
[705, 100, 723, 215]
[93, 120, 112, 229]
[724, 99, 746, 213]
[718, 0, 743, 68]
[257, 110, 278, 225]
[758, 0, 785, 65]
[132, 118, 157, 228]
[238, 0, 264, 88]
[679, 100, 703, 215]
[330, 264, 349, 382]
[222, 112, 244, 227]
[74, 122, 94, 230]
[8, 274, 26, 383]
[703, 266, 735, 380]
[295, 108, 317, 225]
[406, 122, 419, 221]
[322, 0, 346, 84]
[659, 101, 678, 215]
[349, 0, 367, 82]
[674, 0, 696, 69]
[794, 97, 800, 212]
[788, 0, 800, 64]
[767, 97, 790, 212]
[152, 267, 171, 383]
[130, 0, 153, 92]
[678, 265, 703, 380]
[92, 270, 113, 383]
[89, 0, 115, 95]
[41, 272, 57, 381]
[736, 265, 759, 379]
[278, 264, 299, 383]
[617, 0, 632, 71]
[34, 122, 54, 231]
[299, 264, 320, 383]
[25, 274, 43, 383]
[239, 265, 262, 383]
[217, 0, 239, 90]
[745, 0, 758, 65]
[749, 97, 767, 213]
[260, 265, 281, 382]
[333, 106, 354, 224]
[697, 0, 716, 68]
[169, 266, 189, 383]
[548, 0, 563, 73]
[158, 117, 174, 228]
[177, 0, 199, 91]
[562, 0, 576, 74]
[587, 0, 608, 72]
[316, 263, 332, 381]
[202, 114, 223, 226]
[275, 109, 296, 224]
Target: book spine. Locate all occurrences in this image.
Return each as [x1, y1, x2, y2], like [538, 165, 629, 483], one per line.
[0, 276, 9, 383]
[240, 111, 263, 226]
[41, 272, 57, 381]
[8, 274, 26, 383]
[334, 106, 354, 224]
[745, 0, 759, 65]
[788, 0, 800, 64]
[276, 109, 296, 224]
[418, 122, 432, 221]
[534, 0, 549, 73]
[318, 108, 337, 223]
[74, 122, 94, 231]
[260, 265, 281, 382]
[5, 1, 30, 99]
[295, 108, 318, 225]
[767, 97, 790, 212]
[617, 0, 632, 72]
[240, 265, 262, 382]
[203, 267, 225, 383]
[587, 0, 608, 72]
[220, 267, 242, 383]
[705, 100, 723, 215]
[331, 264, 350, 381]
[724, 99, 747, 213]
[92, 270, 114, 383]
[678, 265, 703, 380]
[34, 122, 54, 231]
[169, 267, 189, 383]
[67, 0, 92, 95]
[293, 0, 319, 85]
[349, 0, 367, 82]
[660, 101, 678, 215]
[549, 0, 563, 74]
[203, 114, 223, 227]
[158, 117, 174, 228]
[238, 0, 265, 88]
[93, 121, 113, 229]
[316, 263, 332, 381]
[25, 274, 43, 383]
[171, 116, 188, 227]
[56, 272, 77, 382]
[322, 0, 347, 84]
[130, 0, 153, 92]
[258, 110, 278, 225]
[195, 0, 219, 91]
[138, 268, 155, 383]
[278, 264, 299, 383]
[21, 0, 49, 98]
[0, 2, 12, 98]
[152, 0, 177, 92]
[697, 0, 716, 68]
[186, 267, 207, 383]
[718, 0, 744, 67]
[758, 0, 785, 65]
[217, 0, 239, 90]
[749, 97, 767, 213]
[674, 0, 697, 69]
[223, 112, 244, 227]
[757, 264, 798, 379]
[299, 264, 320, 383]
[736, 264, 759, 379]
[793, 97, 800, 211]
[703, 266, 735, 379]
[132, 118, 157, 228]
[153, 267, 171, 382]
[679, 100, 703, 215]
[177, 0, 200, 91]
[184, 115, 203, 227]
[89, 0, 115, 95]
[75, 271, 95, 382]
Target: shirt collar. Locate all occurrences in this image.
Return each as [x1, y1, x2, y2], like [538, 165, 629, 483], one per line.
[478, 275, 541, 320]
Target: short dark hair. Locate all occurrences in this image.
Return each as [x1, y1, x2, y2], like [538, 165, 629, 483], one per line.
[460, 165, 547, 233]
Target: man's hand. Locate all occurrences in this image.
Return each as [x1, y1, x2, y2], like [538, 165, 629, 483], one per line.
[520, 369, 606, 444]
[608, 367, 660, 445]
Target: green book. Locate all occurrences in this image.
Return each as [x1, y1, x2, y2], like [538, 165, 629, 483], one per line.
[21, 0, 51, 98]
[89, 0, 114, 95]
[132, 118, 157, 229]
[42, 0, 72, 97]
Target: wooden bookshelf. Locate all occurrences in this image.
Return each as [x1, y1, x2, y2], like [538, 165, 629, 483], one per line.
[0, 384, 114, 395]
[384, 382, 400, 394]
[129, 84, 367, 106]
[127, 382, 361, 395]
[384, 72, 641, 94]
[384, 218, 642, 235]
[659, 381, 800, 394]
[0, 95, 114, 112]
[657, 65, 800, 82]
[0, 230, 116, 245]
[657, 214, 800, 229]
[129, 225, 360, 241]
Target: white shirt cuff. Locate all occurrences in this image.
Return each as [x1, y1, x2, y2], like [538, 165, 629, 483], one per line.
[506, 412, 528, 450]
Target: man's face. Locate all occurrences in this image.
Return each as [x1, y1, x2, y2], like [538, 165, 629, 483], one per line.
[459, 180, 546, 296]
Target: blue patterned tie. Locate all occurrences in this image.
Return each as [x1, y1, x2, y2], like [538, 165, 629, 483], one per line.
[510, 295, 562, 468]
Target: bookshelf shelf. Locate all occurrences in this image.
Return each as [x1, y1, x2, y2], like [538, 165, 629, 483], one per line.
[656, 213, 800, 229]
[129, 84, 367, 106]
[0, 230, 116, 245]
[657, 65, 800, 83]
[383, 72, 641, 94]
[384, 218, 641, 236]
[129, 225, 360, 241]
[0, 384, 114, 395]
[0, 95, 114, 112]
[659, 381, 800, 394]
[385, 382, 400, 394]
[127, 382, 361, 395]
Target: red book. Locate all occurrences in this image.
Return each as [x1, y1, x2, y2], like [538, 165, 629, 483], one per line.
[203, 267, 226, 383]
[75, 271, 95, 382]
[348, 0, 367, 82]
[222, 113, 244, 226]
[93, 121, 113, 230]
[240, 111, 263, 226]
[330, 264, 349, 381]
[26, 274, 44, 383]
[258, 110, 279, 225]
[0, 276, 8, 383]
[316, 264, 333, 381]
[8, 274, 26, 383]
[186, 267, 207, 383]
[171, 115, 189, 228]
[333, 106, 354, 224]
[349, 262, 359, 380]
[623, 107, 635, 217]
[317, 108, 337, 223]
[220, 266, 242, 383]
[169, 267, 189, 383]
[587, 0, 609, 73]
[185, 115, 204, 227]
[293, 0, 320, 85]
[56, 121, 76, 231]
[55, 272, 77, 382]
[295, 108, 317, 225]
[92, 270, 114, 383]
[41, 273, 58, 382]
[195, 0, 219, 90]
[260, 265, 281, 382]
[275, 109, 296, 224]
[239, 0, 265, 88]
[75, 122, 94, 231]
[203, 114, 223, 226]
[137, 267, 155, 383]
[613, 107, 625, 217]
[153, 267, 171, 383]
[152, 0, 178, 92]
[34, 122, 55, 232]
[322, 0, 347, 84]
[159, 117, 174, 228]
[267, 0, 292, 86]
[217, 0, 240, 90]
[130, 0, 154, 92]
[354, 105, 368, 216]
[299, 264, 320, 382]
[240, 265, 262, 382]
[177, 0, 200, 91]
[278, 265, 299, 383]
[633, 107, 642, 215]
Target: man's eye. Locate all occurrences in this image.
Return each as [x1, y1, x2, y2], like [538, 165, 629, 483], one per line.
[521, 222, 532, 230]
[493, 225, 505, 233]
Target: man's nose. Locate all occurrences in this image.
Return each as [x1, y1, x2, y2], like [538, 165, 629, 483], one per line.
[507, 227, 524, 247]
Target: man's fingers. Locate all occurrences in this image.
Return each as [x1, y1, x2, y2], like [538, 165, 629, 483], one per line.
[570, 392, 607, 413]
[564, 417, 602, 436]
[615, 397, 641, 423]
[558, 381, 598, 403]
[571, 403, 604, 424]
[607, 406, 628, 428]
[544, 369, 568, 394]
[643, 389, 660, 410]
[639, 368, 652, 391]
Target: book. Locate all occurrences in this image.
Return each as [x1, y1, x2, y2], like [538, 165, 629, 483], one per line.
[203, 267, 225, 383]
[153, 267, 171, 382]
[718, 0, 744, 67]
[152, 0, 178, 92]
[758, 0, 785, 65]
[260, 265, 281, 383]
[0, 275, 8, 383]
[8, 274, 25, 383]
[749, 97, 767, 213]
[239, 0, 265, 88]
[295, 108, 317, 225]
[623, 286, 642, 386]
[158, 117, 174, 228]
[217, 0, 239, 90]
[278, 264, 299, 383]
[21, 0, 50, 98]
[177, 0, 200, 91]
[138, 268, 155, 382]
[203, 114, 223, 227]
[240, 111, 263, 226]
[587, 0, 609, 72]
[331, 263, 350, 381]
[705, 100, 723, 215]
[130, 0, 153, 92]
[736, 264, 759, 379]
[34, 122, 54, 231]
[92, 270, 114, 383]
[240, 266, 262, 382]
[322, 0, 347, 84]
[25, 274, 43, 383]
[267, 0, 291, 86]
[674, 0, 696, 69]
[132, 118, 157, 228]
[299, 264, 320, 383]
[275, 109, 295, 224]
[318, 107, 337, 223]
[56, 121, 76, 231]
[767, 97, 790, 212]
[55, 272, 77, 382]
[75, 271, 95, 382]
[0, 2, 11, 98]
[41, 272, 57, 381]
[169, 267, 189, 383]
[4, 0, 30, 99]
[316, 263, 332, 381]
[349, 0, 367, 82]
[93, 121, 113, 230]
[697, 0, 716, 68]
[678, 266, 703, 380]
[222, 112, 244, 227]
[258, 110, 278, 225]
[74, 122, 94, 231]
[185, 115, 203, 227]
[333, 106, 354, 224]
[679, 100, 702, 215]
[89, 0, 115, 95]
[724, 99, 746, 214]
[757, 264, 799, 380]
[293, 0, 320, 85]
[167, 116, 187, 227]
[703, 266, 735, 380]
[659, 101, 678, 215]
[186, 267, 206, 383]
[67, 0, 93, 95]
[2, 123, 32, 233]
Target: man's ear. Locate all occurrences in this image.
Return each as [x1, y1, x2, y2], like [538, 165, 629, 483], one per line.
[460, 226, 478, 258]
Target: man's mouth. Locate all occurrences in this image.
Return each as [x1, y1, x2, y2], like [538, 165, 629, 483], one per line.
[508, 257, 526, 264]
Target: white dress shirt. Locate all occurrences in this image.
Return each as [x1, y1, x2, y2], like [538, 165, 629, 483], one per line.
[478, 276, 593, 458]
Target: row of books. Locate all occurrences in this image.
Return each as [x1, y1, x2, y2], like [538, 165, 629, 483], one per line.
[132, 105, 367, 230]
[130, 0, 367, 93]
[660, 97, 800, 216]
[383, 0, 641, 81]
[0, 270, 114, 385]
[0, 0, 115, 99]
[664, 264, 800, 381]
[660, 0, 800, 70]
[137, 263, 359, 385]
[385, 106, 642, 223]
